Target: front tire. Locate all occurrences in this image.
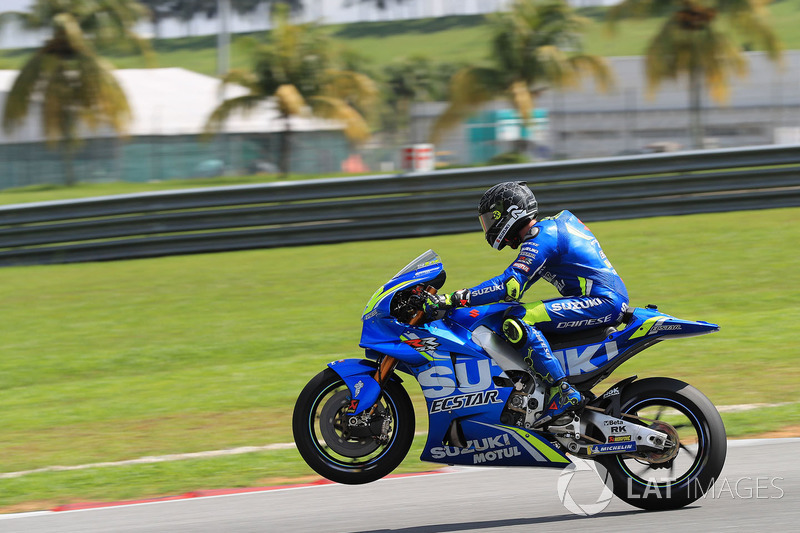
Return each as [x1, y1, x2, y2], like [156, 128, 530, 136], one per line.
[292, 367, 415, 485]
[597, 377, 727, 510]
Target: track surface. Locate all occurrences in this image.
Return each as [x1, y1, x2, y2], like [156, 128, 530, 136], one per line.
[2, 439, 798, 532]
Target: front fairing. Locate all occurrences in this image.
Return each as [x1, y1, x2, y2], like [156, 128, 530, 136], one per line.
[360, 250, 524, 368]
[362, 250, 444, 323]
[360, 250, 452, 365]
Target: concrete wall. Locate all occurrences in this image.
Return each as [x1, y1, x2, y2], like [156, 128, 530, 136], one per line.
[411, 51, 800, 161]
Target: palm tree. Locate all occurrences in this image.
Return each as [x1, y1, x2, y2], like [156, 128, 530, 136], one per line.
[431, 0, 612, 155]
[205, 4, 376, 177]
[609, 0, 782, 149]
[0, 0, 151, 186]
[382, 55, 460, 142]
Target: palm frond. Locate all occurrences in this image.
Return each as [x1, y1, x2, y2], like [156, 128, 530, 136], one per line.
[309, 95, 371, 144]
[430, 67, 500, 143]
[568, 54, 614, 92]
[42, 63, 71, 145]
[52, 12, 92, 55]
[727, 7, 783, 62]
[533, 45, 578, 89]
[220, 69, 262, 94]
[508, 80, 534, 126]
[644, 18, 746, 103]
[2, 50, 47, 133]
[204, 94, 266, 135]
[75, 53, 132, 134]
[275, 84, 306, 117]
[322, 70, 379, 110]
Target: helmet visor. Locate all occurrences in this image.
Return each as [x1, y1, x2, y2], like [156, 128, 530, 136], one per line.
[478, 211, 497, 236]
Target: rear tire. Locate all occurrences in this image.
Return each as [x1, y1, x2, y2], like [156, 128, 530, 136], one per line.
[292, 367, 415, 485]
[597, 377, 726, 510]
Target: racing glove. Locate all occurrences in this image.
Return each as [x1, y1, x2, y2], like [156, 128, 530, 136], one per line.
[422, 289, 471, 320]
[447, 289, 471, 308]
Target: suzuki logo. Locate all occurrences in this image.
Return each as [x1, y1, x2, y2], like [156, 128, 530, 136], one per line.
[418, 359, 493, 399]
[554, 341, 619, 375]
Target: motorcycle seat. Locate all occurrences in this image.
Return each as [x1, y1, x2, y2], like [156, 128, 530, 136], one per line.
[543, 308, 633, 350]
[544, 326, 617, 350]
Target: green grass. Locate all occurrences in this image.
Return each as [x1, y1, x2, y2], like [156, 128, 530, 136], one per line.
[0, 171, 383, 206]
[0, 207, 798, 510]
[0, 16, 495, 76]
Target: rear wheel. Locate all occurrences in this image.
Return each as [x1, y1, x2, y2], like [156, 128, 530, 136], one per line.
[597, 377, 726, 510]
[292, 368, 415, 485]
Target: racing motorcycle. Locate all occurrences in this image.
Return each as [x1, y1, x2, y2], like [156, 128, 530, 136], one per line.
[292, 250, 726, 511]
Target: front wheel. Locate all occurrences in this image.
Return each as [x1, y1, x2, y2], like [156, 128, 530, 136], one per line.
[292, 367, 415, 485]
[597, 377, 727, 510]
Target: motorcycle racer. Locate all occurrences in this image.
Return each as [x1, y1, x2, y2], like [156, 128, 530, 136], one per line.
[424, 182, 629, 427]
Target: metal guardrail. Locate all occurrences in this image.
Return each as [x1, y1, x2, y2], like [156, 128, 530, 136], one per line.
[1, 144, 799, 266]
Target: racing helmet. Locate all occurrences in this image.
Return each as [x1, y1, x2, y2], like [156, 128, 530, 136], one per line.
[478, 181, 538, 250]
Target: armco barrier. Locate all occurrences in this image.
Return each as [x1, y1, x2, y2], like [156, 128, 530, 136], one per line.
[1, 144, 799, 266]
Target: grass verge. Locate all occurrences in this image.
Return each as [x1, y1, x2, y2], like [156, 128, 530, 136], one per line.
[0, 207, 797, 510]
[0, 171, 384, 206]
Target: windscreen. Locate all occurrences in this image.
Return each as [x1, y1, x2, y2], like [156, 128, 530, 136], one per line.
[393, 250, 441, 279]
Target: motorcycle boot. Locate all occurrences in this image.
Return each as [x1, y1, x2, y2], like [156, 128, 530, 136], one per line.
[533, 381, 585, 428]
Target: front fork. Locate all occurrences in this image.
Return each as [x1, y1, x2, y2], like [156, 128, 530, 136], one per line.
[336, 286, 431, 415]
[374, 355, 398, 388]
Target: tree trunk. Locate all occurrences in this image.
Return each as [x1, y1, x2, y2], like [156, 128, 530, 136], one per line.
[62, 146, 77, 187]
[279, 112, 292, 178]
[60, 119, 78, 186]
[152, 12, 163, 40]
[399, 98, 412, 144]
[688, 64, 704, 149]
[512, 138, 528, 155]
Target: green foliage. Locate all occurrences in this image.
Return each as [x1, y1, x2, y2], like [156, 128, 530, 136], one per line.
[205, 5, 377, 176]
[378, 54, 462, 135]
[609, 0, 782, 98]
[608, 0, 782, 147]
[431, 0, 612, 146]
[0, 0, 151, 186]
[487, 151, 532, 165]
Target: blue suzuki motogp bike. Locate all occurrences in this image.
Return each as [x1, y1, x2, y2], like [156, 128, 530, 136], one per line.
[293, 250, 727, 511]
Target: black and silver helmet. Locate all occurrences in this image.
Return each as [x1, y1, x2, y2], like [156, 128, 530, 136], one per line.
[478, 181, 538, 250]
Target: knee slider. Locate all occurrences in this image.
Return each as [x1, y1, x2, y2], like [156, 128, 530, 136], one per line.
[502, 318, 528, 348]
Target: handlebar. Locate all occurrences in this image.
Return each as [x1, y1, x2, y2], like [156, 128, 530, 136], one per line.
[408, 286, 437, 326]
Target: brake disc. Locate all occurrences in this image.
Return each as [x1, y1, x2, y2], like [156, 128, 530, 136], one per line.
[318, 389, 380, 458]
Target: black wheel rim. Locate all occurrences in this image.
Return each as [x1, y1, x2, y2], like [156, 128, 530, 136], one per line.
[615, 397, 709, 489]
[307, 380, 399, 470]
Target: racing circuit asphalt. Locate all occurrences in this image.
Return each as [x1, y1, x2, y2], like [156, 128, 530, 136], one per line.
[2, 438, 798, 533]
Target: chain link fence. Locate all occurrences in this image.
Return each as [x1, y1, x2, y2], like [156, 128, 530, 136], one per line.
[0, 131, 350, 190]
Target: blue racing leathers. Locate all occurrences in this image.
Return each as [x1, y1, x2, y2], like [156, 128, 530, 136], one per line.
[466, 210, 629, 384]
